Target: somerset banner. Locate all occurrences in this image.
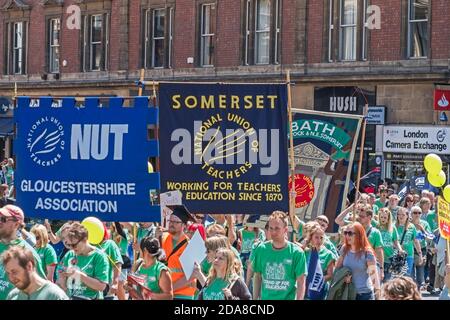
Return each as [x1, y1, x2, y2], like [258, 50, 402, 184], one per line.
[291, 109, 362, 232]
[159, 83, 288, 215]
[14, 96, 161, 221]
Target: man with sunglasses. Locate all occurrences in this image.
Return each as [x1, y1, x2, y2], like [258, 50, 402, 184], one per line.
[0, 205, 46, 300]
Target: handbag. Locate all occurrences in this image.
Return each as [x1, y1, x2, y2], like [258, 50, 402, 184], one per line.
[388, 226, 408, 275]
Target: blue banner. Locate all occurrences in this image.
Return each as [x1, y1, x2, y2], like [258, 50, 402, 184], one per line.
[159, 83, 288, 215]
[14, 96, 160, 221]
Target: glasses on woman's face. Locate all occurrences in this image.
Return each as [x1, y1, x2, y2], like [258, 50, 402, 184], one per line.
[344, 231, 355, 237]
[65, 239, 82, 249]
[412, 211, 421, 215]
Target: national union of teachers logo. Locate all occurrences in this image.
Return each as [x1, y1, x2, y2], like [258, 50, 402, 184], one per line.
[26, 117, 65, 167]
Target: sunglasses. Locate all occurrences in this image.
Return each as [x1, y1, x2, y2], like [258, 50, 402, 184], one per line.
[65, 239, 82, 249]
[412, 212, 421, 215]
[0, 217, 17, 223]
[344, 231, 355, 236]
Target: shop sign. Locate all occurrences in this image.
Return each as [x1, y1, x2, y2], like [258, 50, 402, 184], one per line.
[383, 126, 450, 154]
[366, 106, 386, 125]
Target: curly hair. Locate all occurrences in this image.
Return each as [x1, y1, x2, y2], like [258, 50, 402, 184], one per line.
[381, 276, 422, 300]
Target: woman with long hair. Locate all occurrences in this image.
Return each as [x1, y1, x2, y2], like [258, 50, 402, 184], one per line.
[303, 222, 335, 300]
[198, 248, 250, 300]
[30, 224, 58, 282]
[335, 222, 380, 300]
[410, 206, 431, 289]
[395, 207, 423, 278]
[403, 194, 414, 213]
[377, 208, 403, 281]
[135, 237, 173, 300]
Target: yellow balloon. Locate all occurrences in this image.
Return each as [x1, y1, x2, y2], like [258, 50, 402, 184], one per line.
[424, 154, 442, 174]
[428, 170, 446, 188]
[81, 217, 105, 245]
[444, 185, 450, 203]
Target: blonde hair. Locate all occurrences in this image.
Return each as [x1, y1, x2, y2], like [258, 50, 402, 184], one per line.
[206, 248, 239, 285]
[304, 222, 325, 248]
[382, 276, 422, 300]
[378, 208, 393, 233]
[205, 236, 229, 252]
[206, 224, 226, 237]
[30, 224, 49, 248]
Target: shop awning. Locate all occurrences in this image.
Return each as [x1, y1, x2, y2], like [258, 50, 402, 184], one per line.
[0, 118, 14, 137]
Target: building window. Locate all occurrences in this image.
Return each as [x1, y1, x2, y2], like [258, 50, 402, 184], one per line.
[408, 0, 429, 58]
[243, 0, 281, 66]
[328, 0, 367, 62]
[143, 7, 173, 69]
[339, 0, 357, 61]
[4, 21, 27, 75]
[200, 3, 215, 67]
[48, 18, 60, 73]
[82, 13, 109, 72]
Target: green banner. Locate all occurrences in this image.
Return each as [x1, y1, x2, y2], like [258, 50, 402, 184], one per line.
[292, 119, 351, 151]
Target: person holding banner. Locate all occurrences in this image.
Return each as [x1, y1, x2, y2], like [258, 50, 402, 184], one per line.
[0, 205, 46, 300]
[159, 205, 197, 300]
[335, 222, 380, 300]
[58, 223, 109, 300]
[135, 237, 173, 300]
[303, 222, 336, 300]
[252, 211, 307, 300]
[30, 224, 58, 282]
[198, 248, 250, 300]
[395, 208, 423, 278]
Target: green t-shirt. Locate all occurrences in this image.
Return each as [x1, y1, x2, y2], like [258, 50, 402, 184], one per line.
[296, 222, 304, 239]
[99, 240, 123, 284]
[304, 247, 335, 278]
[202, 277, 229, 300]
[424, 211, 438, 233]
[136, 261, 169, 294]
[0, 238, 46, 300]
[380, 226, 399, 259]
[323, 236, 339, 260]
[116, 229, 130, 256]
[366, 226, 384, 249]
[62, 248, 109, 299]
[7, 280, 68, 300]
[252, 241, 307, 300]
[414, 220, 431, 249]
[36, 244, 58, 276]
[240, 228, 265, 254]
[201, 259, 212, 276]
[374, 199, 386, 212]
[396, 225, 417, 258]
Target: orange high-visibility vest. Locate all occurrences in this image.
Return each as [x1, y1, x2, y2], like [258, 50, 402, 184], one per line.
[161, 233, 196, 299]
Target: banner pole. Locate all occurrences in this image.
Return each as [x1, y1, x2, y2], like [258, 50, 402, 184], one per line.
[286, 71, 297, 240]
[138, 69, 145, 96]
[353, 104, 368, 222]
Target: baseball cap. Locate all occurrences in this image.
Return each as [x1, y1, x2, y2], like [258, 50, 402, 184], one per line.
[0, 205, 24, 222]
